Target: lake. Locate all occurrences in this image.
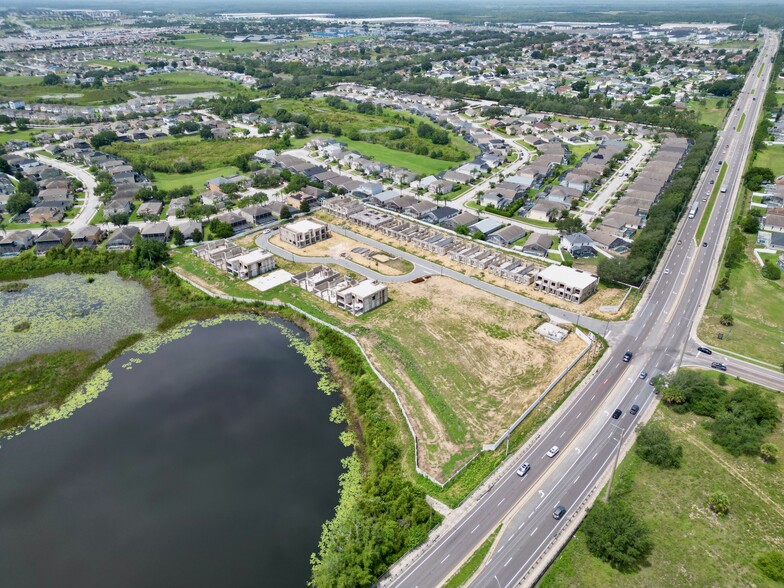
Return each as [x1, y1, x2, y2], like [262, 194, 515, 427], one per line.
[0, 317, 348, 588]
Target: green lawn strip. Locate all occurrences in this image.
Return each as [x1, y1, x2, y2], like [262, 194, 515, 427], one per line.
[0, 128, 40, 144]
[736, 112, 746, 132]
[538, 398, 784, 588]
[695, 162, 727, 244]
[443, 525, 502, 588]
[168, 248, 264, 299]
[568, 142, 596, 163]
[154, 165, 239, 190]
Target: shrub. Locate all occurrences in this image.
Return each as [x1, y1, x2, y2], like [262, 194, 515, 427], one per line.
[761, 260, 781, 280]
[582, 500, 652, 569]
[719, 313, 734, 326]
[635, 422, 682, 468]
[708, 490, 730, 515]
[756, 551, 784, 582]
[760, 442, 778, 463]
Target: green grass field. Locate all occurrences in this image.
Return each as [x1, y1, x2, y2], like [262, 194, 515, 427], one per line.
[339, 137, 458, 175]
[690, 97, 729, 128]
[569, 142, 597, 163]
[0, 72, 248, 106]
[753, 144, 784, 176]
[168, 248, 265, 298]
[699, 242, 784, 367]
[695, 162, 726, 244]
[736, 112, 747, 132]
[171, 33, 370, 54]
[155, 166, 239, 191]
[257, 97, 478, 169]
[87, 59, 142, 69]
[539, 384, 784, 588]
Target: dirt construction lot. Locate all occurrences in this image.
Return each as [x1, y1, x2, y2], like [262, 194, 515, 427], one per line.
[360, 276, 587, 481]
[269, 232, 413, 276]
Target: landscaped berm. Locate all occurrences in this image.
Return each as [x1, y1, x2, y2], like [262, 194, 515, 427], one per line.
[356, 277, 587, 481]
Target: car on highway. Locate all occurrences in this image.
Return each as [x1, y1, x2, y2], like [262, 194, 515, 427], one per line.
[630, 404, 640, 415]
[552, 505, 567, 520]
[703, 242, 709, 247]
[546, 446, 560, 458]
[516, 462, 531, 477]
[639, 371, 648, 380]
[677, 239, 682, 245]
[664, 268, 670, 275]
[612, 409, 623, 419]
[697, 346, 713, 355]
[703, 196, 708, 202]
[263, 229, 271, 234]
[622, 351, 633, 362]
[710, 179, 714, 184]
[711, 362, 728, 371]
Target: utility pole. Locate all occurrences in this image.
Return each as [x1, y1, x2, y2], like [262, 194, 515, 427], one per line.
[605, 426, 624, 503]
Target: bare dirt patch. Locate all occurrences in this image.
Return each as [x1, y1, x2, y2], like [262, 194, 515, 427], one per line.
[269, 232, 412, 276]
[359, 276, 587, 480]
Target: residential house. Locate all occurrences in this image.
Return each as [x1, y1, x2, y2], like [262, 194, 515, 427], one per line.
[0, 230, 34, 256]
[534, 265, 599, 304]
[28, 206, 65, 224]
[522, 232, 553, 257]
[561, 232, 594, 256]
[226, 249, 276, 279]
[280, 219, 330, 248]
[487, 225, 527, 247]
[71, 225, 105, 249]
[105, 226, 140, 250]
[421, 206, 460, 225]
[140, 221, 171, 242]
[35, 228, 71, 253]
[441, 211, 479, 231]
[239, 205, 273, 226]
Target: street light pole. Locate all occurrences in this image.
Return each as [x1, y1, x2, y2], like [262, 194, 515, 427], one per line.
[605, 426, 624, 503]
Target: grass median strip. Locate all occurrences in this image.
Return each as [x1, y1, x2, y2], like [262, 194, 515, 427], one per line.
[736, 112, 746, 132]
[443, 525, 502, 588]
[695, 162, 726, 244]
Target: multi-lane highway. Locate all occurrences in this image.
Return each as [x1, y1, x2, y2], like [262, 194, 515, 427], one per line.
[383, 31, 782, 588]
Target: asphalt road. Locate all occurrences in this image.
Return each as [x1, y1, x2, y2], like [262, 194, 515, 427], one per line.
[382, 31, 782, 588]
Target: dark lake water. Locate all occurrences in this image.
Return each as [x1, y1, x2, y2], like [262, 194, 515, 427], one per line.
[0, 318, 349, 588]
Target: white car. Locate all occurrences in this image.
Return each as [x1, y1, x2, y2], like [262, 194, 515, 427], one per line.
[516, 462, 530, 477]
[546, 446, 560, 458]
[664, 268, 670, 275]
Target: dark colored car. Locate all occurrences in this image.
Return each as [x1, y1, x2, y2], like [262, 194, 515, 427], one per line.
[623, 351, 633, 362]
[703, 242, 709, 247]
[612, 409, 623, 420]
[630, 404, 640, 415]
[553, 505, 567, 520]
[697, 346, 713, 355]
[711, 362, 728, 371]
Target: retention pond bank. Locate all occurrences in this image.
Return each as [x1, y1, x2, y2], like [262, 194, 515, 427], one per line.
[0, 317, 348, 587]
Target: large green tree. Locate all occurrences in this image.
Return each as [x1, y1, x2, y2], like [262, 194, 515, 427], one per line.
[583, 500, 652, 569]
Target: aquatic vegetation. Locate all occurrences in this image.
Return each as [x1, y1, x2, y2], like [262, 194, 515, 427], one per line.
[0, 272, 158, 366]
[0, 281, 27, 293]
[12, 321, 30, 333]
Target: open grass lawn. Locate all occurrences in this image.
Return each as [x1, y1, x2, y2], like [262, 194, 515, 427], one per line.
[257, 97, 478, 168]
[699, 242, 784, 367]
[104, 135, 274, 186]
[338, 137, 458, 176]
[0, 128, 40, 145]
[87, 59, 142, 69]
[171, 33, 370, 54]
[569, 142, 597, 163]
[168, 248, 265, 299]
[0, 72, 247, 106]
[539, 387, 784, 588]
[753, 144, 784, 177]
[154, 165, 240, 191]
[689, 96, 730, 128]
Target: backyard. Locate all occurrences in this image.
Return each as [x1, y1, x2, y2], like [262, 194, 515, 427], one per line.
[539, 376, 784, 588]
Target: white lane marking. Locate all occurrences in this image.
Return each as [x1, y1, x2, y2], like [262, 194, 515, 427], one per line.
[440, 554, 450, 564]
[518, 522, 525, 530]
[508, 534, 515, 542]
[498, 498, 505, 507]
[530, 527, 538, 536]
[576, 411, 582, 419]
[504, 557, 514, 567]
[560, 431, 565, 438]
[593, 452, 598, 460]
[538, 490, 544, 498]
[471, 524, 480, 534]
[573, 475, 580, 484]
